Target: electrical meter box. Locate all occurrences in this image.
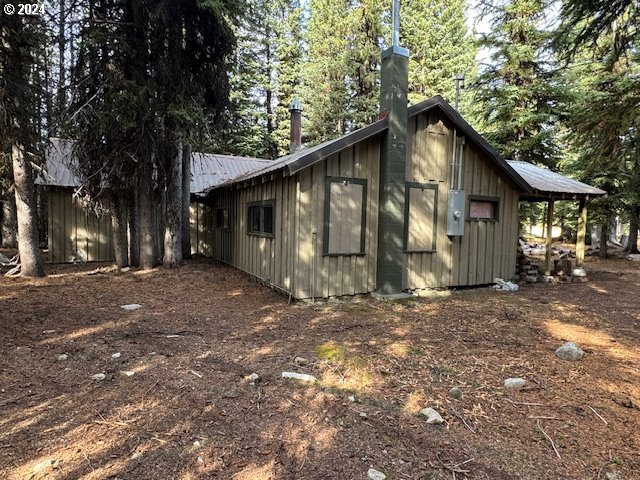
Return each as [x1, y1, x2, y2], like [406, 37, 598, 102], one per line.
[446, 190, 466, 236]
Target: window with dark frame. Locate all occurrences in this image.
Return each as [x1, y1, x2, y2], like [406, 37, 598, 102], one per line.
[468, 197, 499, 221]
[215, 208, 229, 230]
[404, 182, 438, 252]
[247, 201, 275, 236]
[323, 177, 367, 256]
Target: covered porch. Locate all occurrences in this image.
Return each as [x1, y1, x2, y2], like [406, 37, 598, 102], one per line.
[507, 161, 607, 275]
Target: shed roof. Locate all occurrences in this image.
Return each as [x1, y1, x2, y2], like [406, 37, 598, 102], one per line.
[507, 161, 606, 198]
[37, 138, 272, 196]
[208, 96, 532, 193]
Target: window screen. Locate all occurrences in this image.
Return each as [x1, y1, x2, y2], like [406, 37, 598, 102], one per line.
[404, 183, 438, 252]
[247, 201, 275, 236]
[323, 177, 367, 255]
[468, 197, 499, 221]
[215, 208, 229, 229]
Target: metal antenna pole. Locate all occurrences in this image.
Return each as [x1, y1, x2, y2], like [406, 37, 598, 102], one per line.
[392, 0, 400, 47]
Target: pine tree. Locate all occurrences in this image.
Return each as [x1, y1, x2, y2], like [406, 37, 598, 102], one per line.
[273, 0, 304, 155]
[401, 0, 476, 110]
[303, 0, 351, 144]
[0, 7, 46, 276]
[475, 0, 566, 167]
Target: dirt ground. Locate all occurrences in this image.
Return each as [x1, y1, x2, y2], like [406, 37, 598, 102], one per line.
[1, 252, 639, 480]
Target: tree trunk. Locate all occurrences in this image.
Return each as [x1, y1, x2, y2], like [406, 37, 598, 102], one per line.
[36, 186, 48, 247]
[128, 188, 140, 267]
[181, 143, 192, 259]
[626, 205, 639, 254]
[138, 159, 155, 270]
[163, 143, 183, 267]
[110, 193, 129, 268]
[12, 144, 45, 277]
[599, 223, 608, 258]
[1, 195, 18, 248]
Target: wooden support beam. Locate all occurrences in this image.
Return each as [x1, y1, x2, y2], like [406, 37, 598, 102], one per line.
[576, 197, 587, 267]
[545, 199, 554, 275]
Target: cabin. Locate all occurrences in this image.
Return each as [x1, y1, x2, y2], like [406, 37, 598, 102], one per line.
[37, 138, 271, 263]
[203, 46, 604, 300]
[36, 42, 604, 299]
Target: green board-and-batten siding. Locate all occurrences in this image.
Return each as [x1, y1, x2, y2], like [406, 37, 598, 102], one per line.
[47, 187, 216, 263]
[403, 111, 519, 290]
[208, 109, 521, 299]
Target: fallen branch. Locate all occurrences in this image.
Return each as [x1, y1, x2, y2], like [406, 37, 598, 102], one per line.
[451, 410, 476, 434]
[528, 416, 563, 421]
[537, 420, 561, 459]
[505, 398, 544, 407]
[587, 405, 608, 425]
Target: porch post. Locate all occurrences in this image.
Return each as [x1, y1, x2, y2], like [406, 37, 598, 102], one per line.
[576, 197, 587, 267]
[544, 198, 554, 275]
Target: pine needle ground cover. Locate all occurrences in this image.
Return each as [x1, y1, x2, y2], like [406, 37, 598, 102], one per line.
[0, 254, 638, 479]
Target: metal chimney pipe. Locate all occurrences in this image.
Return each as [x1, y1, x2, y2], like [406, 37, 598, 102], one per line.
[289, 97, 303, 153]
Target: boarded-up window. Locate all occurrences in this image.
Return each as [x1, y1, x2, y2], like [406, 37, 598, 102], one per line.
[215, 207, 229, 229]
[323, 177, 367, 255]
[247, 201, 275, 236]
[468, 197, 499, 221]
[404, 183, 438, 252]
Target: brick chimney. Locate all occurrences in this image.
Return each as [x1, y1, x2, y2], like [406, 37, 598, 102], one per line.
[289, 97, 303, 153]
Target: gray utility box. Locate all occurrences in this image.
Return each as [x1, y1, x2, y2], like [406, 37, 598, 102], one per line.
[446, 190, 466, 236]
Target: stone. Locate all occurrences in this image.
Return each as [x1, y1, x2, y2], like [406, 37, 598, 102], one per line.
[367, 468, 387, 480]
[111, 352, 121, 359]
[294, 356, 309, 366]
[571, 267, 587, 277]
[605, 472, 621, 480]
[121, 371, 135, 377]
[504, 378, 527, 389]
[249, 373, 259, 384]
[121, 304, 142, 310]
[449, 386, 463, 399]
[281, 371, 317, 383]
[91, 373, 106, 382]
[348, 394, 356, 402]
[57, 354, 68, 361]
[420, 407, 444, 424]
[555, 342, 585, 361]
[120, 267, 131, 273]
[493, 278, 519, 291]
[193, 440, 202, 448]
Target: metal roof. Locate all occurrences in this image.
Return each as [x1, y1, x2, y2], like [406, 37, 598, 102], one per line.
[208, 96, 532, 193]
[37, 138, 272, 195]
[507, 161, 606, 197]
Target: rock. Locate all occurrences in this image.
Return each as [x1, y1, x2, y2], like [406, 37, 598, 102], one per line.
[504, 378, 527, 389]
[197, 456, 204, 464]
[281, 371, 317, 383]
[294, 356, 309, 366]
[120, 267, 131, 273]
[120, 370, 135, 377]
[193, 440, 202, 448]
[420, 407, 444, 424]
[629, 254, 640, 261]
[571, 267, 587, 277]
[249, 373, 260, 384]
[605, 473, 621, 480]
[91, 373, 106, 382]
[111, 352, 121, 359]
[348, 394, 356, 402]
[57, 354, 68, 361]
[121, 304, 142, 310]
[367, 468, 387, 480]
[555, 342, 585, 361]
[449, 386, 463, 399]
[493, 278, 519, 291]
[131, 452, 143, 460]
